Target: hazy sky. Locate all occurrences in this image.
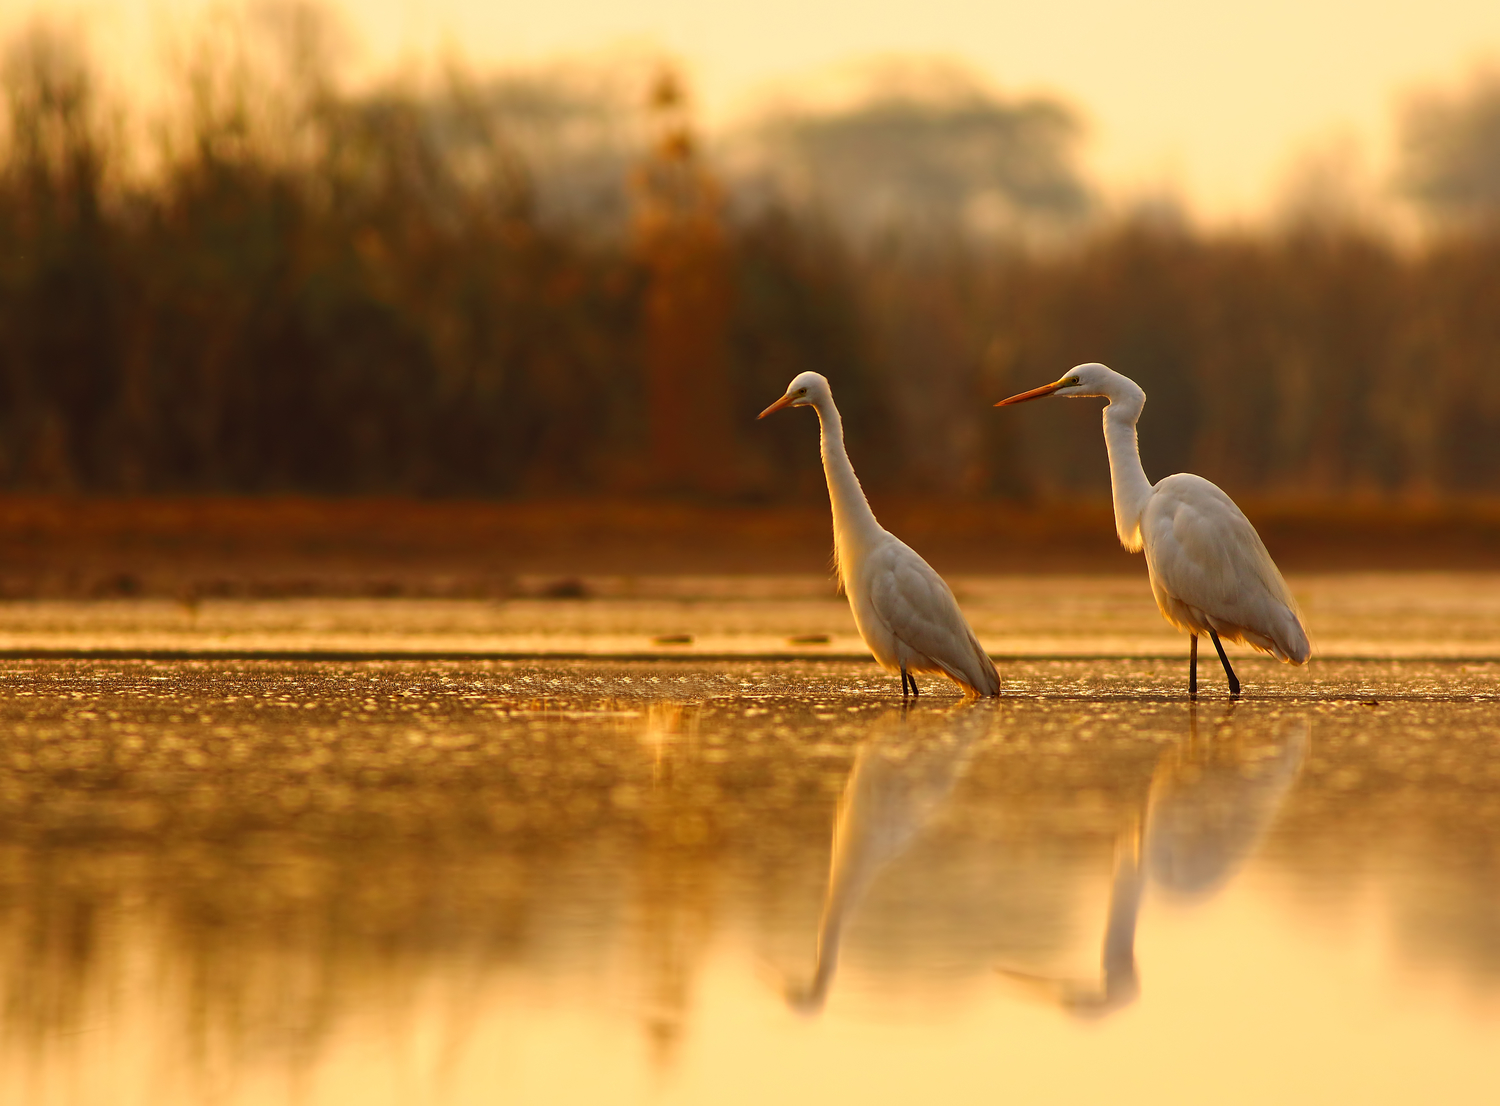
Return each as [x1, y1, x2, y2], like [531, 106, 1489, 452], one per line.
[13, 0, 1500, 221]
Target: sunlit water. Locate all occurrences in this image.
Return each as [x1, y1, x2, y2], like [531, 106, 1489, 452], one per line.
[2, 573, 1498, 658]
[1, 645, 1498, 1104]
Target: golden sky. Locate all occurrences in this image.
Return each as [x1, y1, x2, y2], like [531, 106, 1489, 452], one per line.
[13, 0, 1500, 221]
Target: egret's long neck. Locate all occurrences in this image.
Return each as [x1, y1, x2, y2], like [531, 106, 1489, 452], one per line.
[1102, 383, 1152, 552]
[814, 396, 884, 582]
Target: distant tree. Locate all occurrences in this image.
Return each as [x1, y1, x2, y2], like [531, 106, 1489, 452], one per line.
[0, 24, 120, 489]
[631, 69, 737, 495]
[1398, 69, 1500, 231]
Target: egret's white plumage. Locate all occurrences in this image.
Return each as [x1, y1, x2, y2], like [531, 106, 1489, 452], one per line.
[760, 372, 999, 697]
[996, 363, 1310, 694]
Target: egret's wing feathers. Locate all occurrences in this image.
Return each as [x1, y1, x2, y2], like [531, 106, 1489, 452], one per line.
[1142, 475, 1310, 663]
[863, 541, 1000, 695]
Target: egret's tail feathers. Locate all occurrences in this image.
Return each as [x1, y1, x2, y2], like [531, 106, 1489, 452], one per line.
[1280, 616, 1312, 665]
[972, 655, 1002, 698]
[1223, 610, 1311, 666]
[968, 631, 1002, 697]
[1262, 603, 1311, 665]
[953, 667, 1001, 698]
[930, 645, 1001, 698]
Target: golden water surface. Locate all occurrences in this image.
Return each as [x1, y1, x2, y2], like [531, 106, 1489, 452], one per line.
[0, 573, 1494, 1098]
[0, 643, 1496, 1104]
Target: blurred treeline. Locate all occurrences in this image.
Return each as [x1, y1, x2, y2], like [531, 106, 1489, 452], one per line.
[2, 11, 1500, 501]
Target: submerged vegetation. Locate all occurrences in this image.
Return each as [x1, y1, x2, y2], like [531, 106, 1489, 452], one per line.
[1, 12, 1498, 501]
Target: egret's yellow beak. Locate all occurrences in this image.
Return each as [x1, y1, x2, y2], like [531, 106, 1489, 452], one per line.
[758, 393, 797, 419]
[994, 380, 1064, 406]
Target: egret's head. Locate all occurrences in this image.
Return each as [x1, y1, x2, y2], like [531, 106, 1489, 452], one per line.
[758, 371, 829, 419]
[994, 362, 1116, 406]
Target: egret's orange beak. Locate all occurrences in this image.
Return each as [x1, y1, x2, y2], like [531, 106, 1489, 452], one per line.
[758, 394, 796, 419]
[994, 381, 1063, 406]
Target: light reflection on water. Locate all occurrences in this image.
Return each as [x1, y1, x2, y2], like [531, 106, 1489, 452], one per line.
[0, 658, 1498, 1104]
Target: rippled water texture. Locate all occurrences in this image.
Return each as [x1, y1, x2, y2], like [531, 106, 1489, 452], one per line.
[1, 638, 1499, 1104]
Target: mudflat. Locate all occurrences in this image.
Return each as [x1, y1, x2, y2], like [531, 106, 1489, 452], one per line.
[2, 496, 1499, 599]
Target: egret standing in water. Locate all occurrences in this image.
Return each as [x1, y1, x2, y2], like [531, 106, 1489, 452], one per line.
[759, 372, 1000, 697]
[995, 363, 1310, 696]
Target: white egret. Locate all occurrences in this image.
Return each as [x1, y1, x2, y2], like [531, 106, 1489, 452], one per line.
[759, 372, 1000, 697]
[995, 363, 1310, 696]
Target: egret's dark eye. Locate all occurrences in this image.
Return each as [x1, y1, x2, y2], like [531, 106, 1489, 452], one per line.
[797, 388, 807, 396]
[1069, 377, 1081, 385]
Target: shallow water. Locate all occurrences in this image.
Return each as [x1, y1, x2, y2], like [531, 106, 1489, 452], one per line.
[2, 572, 1498, 658]
[1, 654, 1498, 1104]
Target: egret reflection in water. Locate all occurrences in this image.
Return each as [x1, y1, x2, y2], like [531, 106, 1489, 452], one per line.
[1000, 708, 1309, 1017]
[786, 700, 1309, 1017]
[786, 703, 995, 1013]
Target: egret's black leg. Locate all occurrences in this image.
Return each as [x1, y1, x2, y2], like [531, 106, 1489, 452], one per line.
[1208, 629, 1240, 696]
[900, 667, 911, 697]
[910, 673, 919, 697]
[1189, 634, 1198, 699]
